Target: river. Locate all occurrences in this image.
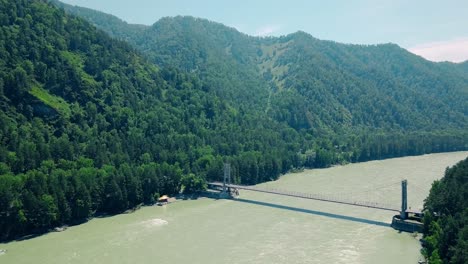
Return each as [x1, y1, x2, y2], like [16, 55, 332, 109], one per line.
[1, 152, 466, 264]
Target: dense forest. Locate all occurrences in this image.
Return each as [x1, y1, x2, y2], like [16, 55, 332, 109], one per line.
[0, 0, 466, 241]
[423, 158, 468, 264]
[54, 2, 468, 156]
[0, 0, 300, 241]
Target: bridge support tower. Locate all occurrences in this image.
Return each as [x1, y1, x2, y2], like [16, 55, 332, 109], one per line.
[220, 163, 232, 198]
[400, 179, 408, 220]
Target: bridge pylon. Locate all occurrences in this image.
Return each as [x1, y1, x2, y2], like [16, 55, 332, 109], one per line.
[220, 163, 232, 198]
[400, 179, 408, 220]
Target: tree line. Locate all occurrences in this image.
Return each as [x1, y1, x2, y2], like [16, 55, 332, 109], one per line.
[422, 157, 468, 264]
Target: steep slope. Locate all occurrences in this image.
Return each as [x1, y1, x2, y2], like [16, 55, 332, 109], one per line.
[148, 18, 463, 132]
[50, 3, 270, 111]
[55, 4, 467, 132]
[0, 0, 300, 241]
[262, 33, 468, 131]
[55, 3, 467, 159]
[144, 17, 270, 111]
[50, 0, 147, 43]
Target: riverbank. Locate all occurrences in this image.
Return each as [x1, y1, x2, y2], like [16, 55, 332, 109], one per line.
[1, 152, 466, 264]
[4, 152, 467, 244]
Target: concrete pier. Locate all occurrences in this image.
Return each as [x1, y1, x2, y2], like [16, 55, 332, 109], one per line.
[391, 215, 423, 233]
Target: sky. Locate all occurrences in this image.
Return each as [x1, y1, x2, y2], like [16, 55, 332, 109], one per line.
[60, 0, 468, 63]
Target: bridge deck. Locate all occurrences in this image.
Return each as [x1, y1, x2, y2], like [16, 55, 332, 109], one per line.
[208, 182, 421, 214]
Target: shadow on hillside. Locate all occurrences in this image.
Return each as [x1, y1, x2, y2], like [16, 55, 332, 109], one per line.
[234, 198, 391, 228]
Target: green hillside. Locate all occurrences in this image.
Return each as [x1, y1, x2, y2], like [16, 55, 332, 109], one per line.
[55, 4, 467, 161]
[146, 18, 467, 132]
[0, 0, 299, 241]
[50, 0, 147, 43]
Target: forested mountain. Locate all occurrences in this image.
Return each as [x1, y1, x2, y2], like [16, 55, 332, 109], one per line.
[56, 7, 468, 133]
[423, 157, 468, 263]
[0, 0, 466, 241]
[54, 2, 467, 160]
[0, 0, 300, 240]
[50, 0, 146, 43]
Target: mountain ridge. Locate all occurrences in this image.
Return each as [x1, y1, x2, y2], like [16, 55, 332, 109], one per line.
[145, 15, 467, 128]
[51, 0, 468, 68]
[53, 2, 467, 140]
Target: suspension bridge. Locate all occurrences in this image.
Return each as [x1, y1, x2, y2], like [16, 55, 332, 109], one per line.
[208, 181, 421, 214]
[207, 164, 425, 232]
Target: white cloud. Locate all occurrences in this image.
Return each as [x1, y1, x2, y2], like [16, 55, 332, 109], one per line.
[254, 25, 282, 37]
[408, 38, 468, 63]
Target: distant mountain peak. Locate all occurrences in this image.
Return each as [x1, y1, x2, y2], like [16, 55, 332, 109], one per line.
[54, 0, 468, 133]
